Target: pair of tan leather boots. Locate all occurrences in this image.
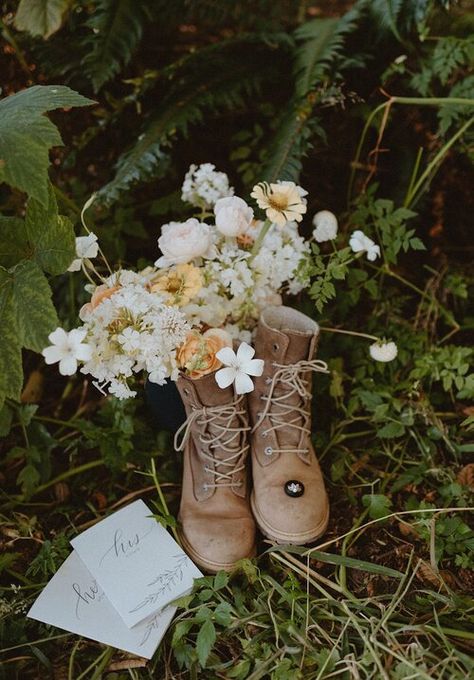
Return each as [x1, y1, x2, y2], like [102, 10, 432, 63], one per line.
[174, 306, 329, 573]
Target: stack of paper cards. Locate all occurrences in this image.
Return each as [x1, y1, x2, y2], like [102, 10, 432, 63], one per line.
[27, 500, 202, 658]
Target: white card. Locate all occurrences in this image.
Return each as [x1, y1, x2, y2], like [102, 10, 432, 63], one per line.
[71, 500, 202, 628]
[27, 551, 176, 659]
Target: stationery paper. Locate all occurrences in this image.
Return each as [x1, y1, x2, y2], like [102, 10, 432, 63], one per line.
[71, 500, 202, 628]
[27, 551, 176, 659]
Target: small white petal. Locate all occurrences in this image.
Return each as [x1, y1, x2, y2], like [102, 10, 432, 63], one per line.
[242, 358, 264, 376]
[75, 344, 92, 362]
[48, 327, 68, 345]
[236, 342, 255, 363]
[215, 367, 236, 389]
[369, 341, 398, 362]
[67, 258, 82, 272]
[234, 371, 254, 394]
[42, 346, 62, 364]
[58, 356, 77, 376]
[215, 346, 237, 366]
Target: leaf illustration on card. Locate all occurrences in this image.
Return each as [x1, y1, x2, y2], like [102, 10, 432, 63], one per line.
[129, 554, 188, 614]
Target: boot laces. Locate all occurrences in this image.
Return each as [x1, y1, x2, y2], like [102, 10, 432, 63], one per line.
[252, 359, 329, 455]
[174, 396, 249, 489]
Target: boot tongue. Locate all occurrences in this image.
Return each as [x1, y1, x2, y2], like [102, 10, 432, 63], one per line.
[282, 330, 313, 363]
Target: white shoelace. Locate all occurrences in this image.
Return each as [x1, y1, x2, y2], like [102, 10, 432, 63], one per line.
[252, 359, 329, 456]
[174, 396, 250, 489]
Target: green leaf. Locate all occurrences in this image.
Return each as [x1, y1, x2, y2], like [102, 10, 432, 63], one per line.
[0, 268, 23, 405]
[377, 421, 405, 439]
[15, 0, 72, 39]
[0, 86, 94, 205]
[0, 185, 75, 274]
[213, 571, 229, 591]
[362, 493, 393, 520]
[214, 602, 232, 627]
[11, 260, 58, 352]
[0, 552, 20, 574]
[0, 403, 13, 437]
[196, 619, 216, 667]
[24, 186, 76, 274]
[17, 463, 41, 497]
[84, 0, 152, 92]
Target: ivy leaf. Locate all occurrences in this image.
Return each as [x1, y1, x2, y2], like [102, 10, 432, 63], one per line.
[362, 494, 392, 520]
[14, 0, 72, 39]
[196, 619, 216, 667]
[0, 86, 94, 205]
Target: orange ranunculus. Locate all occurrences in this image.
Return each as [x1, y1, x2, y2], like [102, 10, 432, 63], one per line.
[177, 328, 232, 379]
[79, 284, 120, 321]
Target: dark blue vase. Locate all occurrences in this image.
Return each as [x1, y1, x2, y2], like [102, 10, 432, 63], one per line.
[145, 379, 186, 432]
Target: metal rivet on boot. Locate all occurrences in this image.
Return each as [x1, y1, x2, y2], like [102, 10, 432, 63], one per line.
[284, 480, 305, 497]
[264, 446, 273, 456]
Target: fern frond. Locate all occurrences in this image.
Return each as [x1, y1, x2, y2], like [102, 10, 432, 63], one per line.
[83, 0, 152, 92]
[98, 36, 289, 203]
[261, 2, 367, 182]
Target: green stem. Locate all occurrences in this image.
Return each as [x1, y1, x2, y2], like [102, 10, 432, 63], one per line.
[348, 97, 474, 206]
[404, 115, 474, 208]
[151, 458, 180, 543]
[250, 220, 272, 258]
[319, 326, 379, 342]
[30, 460, 104, 498]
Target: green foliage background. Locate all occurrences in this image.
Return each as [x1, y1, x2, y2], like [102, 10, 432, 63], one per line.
[0, 1, 473, 678]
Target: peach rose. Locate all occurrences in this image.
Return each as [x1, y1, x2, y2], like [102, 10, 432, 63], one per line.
[177, 328, 232, 379]
[79, 284, 120, 321]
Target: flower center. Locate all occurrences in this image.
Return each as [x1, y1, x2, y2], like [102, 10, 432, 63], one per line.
[268, 194, 288, 211]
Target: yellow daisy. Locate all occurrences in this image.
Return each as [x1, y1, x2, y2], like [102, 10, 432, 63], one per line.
[151, 263, 203, 307]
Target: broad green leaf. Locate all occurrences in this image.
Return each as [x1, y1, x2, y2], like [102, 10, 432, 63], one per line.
[362, 493, 393, 520]
[0, 268, 23, 405]
[17, 463, 41, 497]
[0, 86, 94, 205]
[196, 619, 216, 667]
[24, 186, 75, 274]
[0, 186, 75, 274]
[15, 0, 72, 39]
[0, 403, 13, 437]
[12, 260, 58, 352]
[0, 217, 28, 268]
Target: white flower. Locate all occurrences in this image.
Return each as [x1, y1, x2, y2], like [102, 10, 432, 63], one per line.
[215, 342, 264, 394]
[42, 327, 92, 375]
[250, 181, 307, 227]
[68, 233, 99, 272]
[117, 327, 141, 352]
[214, 196, 254, 237]
[155, 219, 216, 267]
[349, 230, 381, 261]
[312, 210, 338, 242]
[369, 341, 398, 362]
[181, 163, 234, 208]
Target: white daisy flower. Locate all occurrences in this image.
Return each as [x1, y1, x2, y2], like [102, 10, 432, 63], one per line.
[312, 210, 338, 242]
[68, 232, 99, 272]
[42, 327, 92, 375]
[369, 341, 398, 362]
[349, 230, 381, 261]
[215, 342, 264, 394]
[250, 181, 307, 227]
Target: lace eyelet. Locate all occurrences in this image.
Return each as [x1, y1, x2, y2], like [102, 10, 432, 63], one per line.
[261, 431, 268, 438]
[264, 446, 273, 456]
[272, 343, 279, 352]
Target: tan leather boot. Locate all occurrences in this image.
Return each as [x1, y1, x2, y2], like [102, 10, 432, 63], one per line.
[174, 371, 256, 572]
[248, 306, 330, 544]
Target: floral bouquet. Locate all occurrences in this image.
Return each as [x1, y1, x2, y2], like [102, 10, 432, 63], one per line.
[42, 164, 316, 398]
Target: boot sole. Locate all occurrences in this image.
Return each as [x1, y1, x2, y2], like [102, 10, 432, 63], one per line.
[178, 529, 257, 575]
[251, 492, 329, 545]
